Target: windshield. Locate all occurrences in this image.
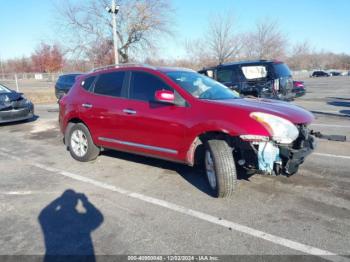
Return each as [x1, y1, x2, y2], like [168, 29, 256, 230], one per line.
[0, 84, 11, 94]
[66, 74, 81, 84]
[166, 71, 240, 100]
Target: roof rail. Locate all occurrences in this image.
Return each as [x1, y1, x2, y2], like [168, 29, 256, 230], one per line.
[91, 63, 155, 72]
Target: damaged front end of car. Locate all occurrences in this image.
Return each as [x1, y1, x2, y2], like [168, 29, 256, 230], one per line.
[0, 92, 34, 124]
[236, 126, 315, 176]
[258, 125, 315, 176]
[235, 112, 316, 176]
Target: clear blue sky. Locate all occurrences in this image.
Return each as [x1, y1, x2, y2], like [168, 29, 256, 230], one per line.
[0, 0, 349, 60]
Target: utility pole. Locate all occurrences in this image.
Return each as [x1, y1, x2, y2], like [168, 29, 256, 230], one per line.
[107, 0, 120, 64]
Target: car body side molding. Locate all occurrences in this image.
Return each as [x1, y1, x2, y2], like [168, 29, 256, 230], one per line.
[98, 137, 178, 155]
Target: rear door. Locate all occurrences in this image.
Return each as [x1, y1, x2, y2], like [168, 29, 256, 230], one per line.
[78, 71, 129, 144]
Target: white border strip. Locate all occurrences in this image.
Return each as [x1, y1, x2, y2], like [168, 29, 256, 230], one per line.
[311, 124, 350, 128]
[314, 153, 350, 160]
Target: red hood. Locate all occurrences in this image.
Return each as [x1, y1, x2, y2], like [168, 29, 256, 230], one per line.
[214, 98, 314, 124]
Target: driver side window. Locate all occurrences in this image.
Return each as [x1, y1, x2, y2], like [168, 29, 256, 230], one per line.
[130, 72, 171, 101]
[130, 71, 186, 106]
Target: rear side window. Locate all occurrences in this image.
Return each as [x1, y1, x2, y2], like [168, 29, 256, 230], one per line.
[81, 76, 96, 91]
[241, 66, 268, 80]
[217, 69, 232, 83]
[273, 63, 291, 77]
[94, 72, 125, 97]
[130, 72, 172, 102]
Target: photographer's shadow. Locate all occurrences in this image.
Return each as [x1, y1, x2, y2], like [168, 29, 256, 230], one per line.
[38, 189, 104, 262]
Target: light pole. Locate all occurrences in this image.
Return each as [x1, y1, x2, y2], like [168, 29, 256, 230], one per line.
[106, 0, 120, 65]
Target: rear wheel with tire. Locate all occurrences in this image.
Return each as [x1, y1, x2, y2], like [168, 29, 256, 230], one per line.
[68, 123, 100, 162]
[205, 140, 237, 198]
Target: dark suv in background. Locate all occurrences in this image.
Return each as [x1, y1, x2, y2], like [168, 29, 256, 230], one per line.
[55, 73, 82, 100]
[199, 60, 294, 101]
[310, 71, 330, 78]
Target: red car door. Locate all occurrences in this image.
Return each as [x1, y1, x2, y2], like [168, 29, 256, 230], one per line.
[110, 71, 191, 161]
[78, 71, 129, 144]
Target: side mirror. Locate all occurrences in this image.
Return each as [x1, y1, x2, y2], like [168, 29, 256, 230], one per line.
[154, 90, 175, 104]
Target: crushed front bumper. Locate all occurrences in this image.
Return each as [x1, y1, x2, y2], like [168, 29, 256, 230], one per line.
[244, 126, 316, 176]
[278, 135, 316, 175]
[0, 104, 34, 124]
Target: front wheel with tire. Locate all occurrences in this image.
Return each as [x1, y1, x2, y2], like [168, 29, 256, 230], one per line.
[205, 140, 237, 198]
[68, 123, 100, 162]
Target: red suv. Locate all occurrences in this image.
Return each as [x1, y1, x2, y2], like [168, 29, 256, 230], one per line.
[59, 64, 316, 198]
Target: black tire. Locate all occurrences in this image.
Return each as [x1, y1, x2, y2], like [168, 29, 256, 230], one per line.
[205, 140, 237, 198]
[67, 123, 100, 162]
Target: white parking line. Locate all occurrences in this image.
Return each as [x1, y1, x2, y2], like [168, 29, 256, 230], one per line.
[0, 151, 21, 161]
[2, 191, 33, 195]
[311, 123, 350, 128]
[314, 153, 350, 160]
[5, 160, 343, 262]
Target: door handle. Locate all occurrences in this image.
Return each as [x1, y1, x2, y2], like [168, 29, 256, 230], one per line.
[82, 103, 93, 108]
[123, 109, 137, 115]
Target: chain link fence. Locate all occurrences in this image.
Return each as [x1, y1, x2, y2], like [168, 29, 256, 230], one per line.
[0, 72, 60, 82]
[0, 73, 59, 103]
[0, 73, 60, 94]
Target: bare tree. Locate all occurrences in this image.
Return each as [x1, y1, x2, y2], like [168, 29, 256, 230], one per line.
[287, 40, 313, 70]
[185, 13, 242, 68]
[55, 0, 173, 65]
[339, 53, 350, 70]
[206, 15, 242, 64]
[292, 40, 311, 56]
[243, 19, 288, 60]
[184, 39, 216, 69]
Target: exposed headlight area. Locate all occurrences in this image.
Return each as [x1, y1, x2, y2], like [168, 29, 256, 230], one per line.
[236, 113, 315, 176]
[237, 112, 310, 175]
[250, 112, 299, 144]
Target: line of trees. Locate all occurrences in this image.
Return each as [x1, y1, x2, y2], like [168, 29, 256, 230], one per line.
[1, 0, 350, 74]
[182, 16, 350, 70]
[1, 43, 64, 73]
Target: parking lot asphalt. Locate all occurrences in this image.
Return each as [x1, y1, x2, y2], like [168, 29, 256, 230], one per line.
[0, 77, 349, 261]
[293, 77, 350, 118]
